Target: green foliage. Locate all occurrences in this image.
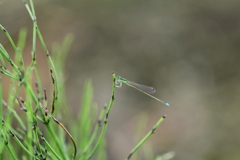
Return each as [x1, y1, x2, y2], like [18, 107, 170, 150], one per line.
[0, 0, 173, 160]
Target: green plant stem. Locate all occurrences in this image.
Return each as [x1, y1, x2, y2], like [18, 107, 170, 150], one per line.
[0, 25, 24, 74]
[0, 45, 7, 68]
[34, 65, 43, 100]
[0, 65, 19, 80]
[29, 0, 36, 16]
[126, 115, 167, 160]
[23, 1, 69, 159]
[16, 27, 27, 72]
[8, 131, 37, 159]
[23, 81, 68, 159]
[23, 0, 36, 78]
[5, 142, 18, 160]
[0, 70, 19, 81]
[79, 79, 93, 152]
[45, 111, 77, 159]
[22, 0, 34, 20]
[21, 96, 36, 160]
[0, 78, 2, 131]
[86, 72, 116, 160]
[40, 134, 61, 160]
[23, 81, 45, 117]
[0, 40, 21, 80]
[4, 83, 26, 134]
[81, 105, 107, 159]
[32, 125, 43, 159]
[16, 27, 27, 56]
[46, 123, 69, 160]
[26, 76, 34, 160]
[1, 0, 78, 159]
[35, 25, 58, 101]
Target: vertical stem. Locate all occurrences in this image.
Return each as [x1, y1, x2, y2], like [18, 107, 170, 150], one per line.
[86, 72, 116, 159]
[0, 78, 2, 130]
[35, 26, 59, 101]
[5, 143, 18, 160]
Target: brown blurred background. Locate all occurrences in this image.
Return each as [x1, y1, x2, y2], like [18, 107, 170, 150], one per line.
[1, 0, 240, 160]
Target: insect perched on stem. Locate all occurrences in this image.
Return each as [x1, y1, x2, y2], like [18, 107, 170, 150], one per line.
[115, 76, 170, 106]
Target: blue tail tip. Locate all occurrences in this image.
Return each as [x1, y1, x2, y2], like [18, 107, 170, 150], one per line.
[164, 102, 170, 106]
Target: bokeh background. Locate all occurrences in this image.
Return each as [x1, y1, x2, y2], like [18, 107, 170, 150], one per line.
[1, 0, 240, 160]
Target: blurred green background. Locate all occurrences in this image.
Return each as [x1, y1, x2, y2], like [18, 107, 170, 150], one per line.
[1, 0, 240, 160]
